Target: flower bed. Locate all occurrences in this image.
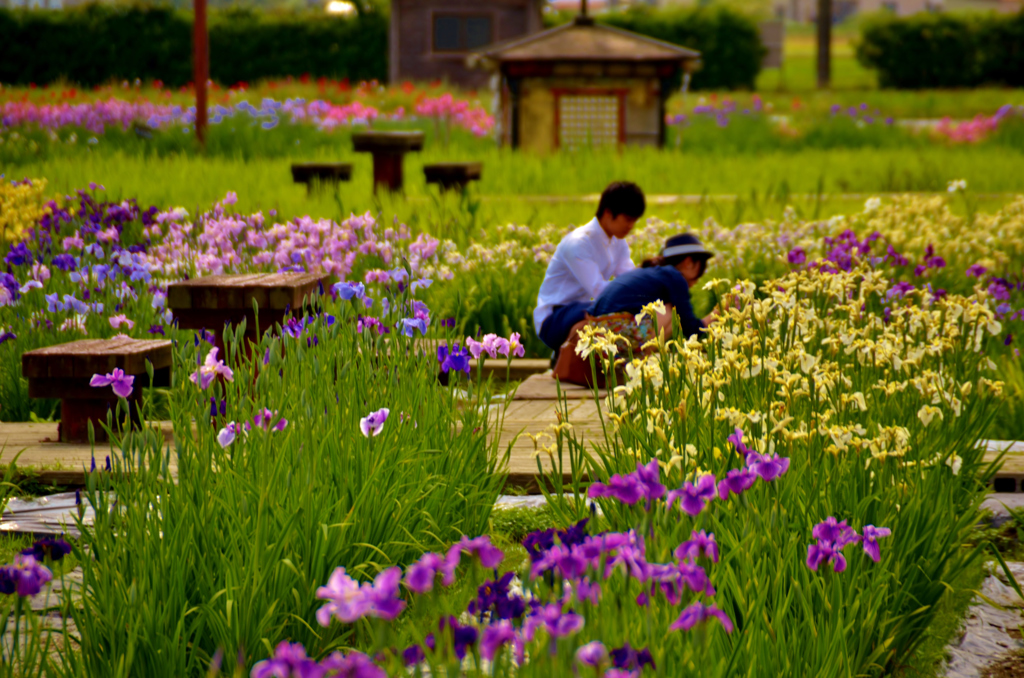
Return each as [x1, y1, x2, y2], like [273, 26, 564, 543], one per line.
[0, 175, 1020, 676]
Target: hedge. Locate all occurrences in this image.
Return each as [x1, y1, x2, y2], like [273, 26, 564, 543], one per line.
[856, 10, 1024, 89]
[0, 4, 387, 88]
[544, 6, 765, 91]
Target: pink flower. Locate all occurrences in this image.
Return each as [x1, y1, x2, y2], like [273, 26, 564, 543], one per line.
[108, 314, 134, 330]
[189, 347, 234, 390]
[89, 368, 134, 398]
[508, 332, 526, 358]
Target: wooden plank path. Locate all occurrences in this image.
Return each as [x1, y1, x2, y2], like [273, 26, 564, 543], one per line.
[2, 365, 1022, 494]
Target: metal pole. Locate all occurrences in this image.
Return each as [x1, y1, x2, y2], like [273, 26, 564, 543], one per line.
[816, 0, 831, 89]
[194, 0, 209, 147]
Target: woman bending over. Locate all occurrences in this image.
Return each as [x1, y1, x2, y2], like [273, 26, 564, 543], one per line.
[589, 233, 715, 341]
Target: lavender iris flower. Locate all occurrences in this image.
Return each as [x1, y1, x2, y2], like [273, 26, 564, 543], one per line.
[359, 408, 389, 437]
[89, 367, 134, 398]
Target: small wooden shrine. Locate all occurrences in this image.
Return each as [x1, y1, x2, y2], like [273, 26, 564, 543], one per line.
[468, 6, 701, 152]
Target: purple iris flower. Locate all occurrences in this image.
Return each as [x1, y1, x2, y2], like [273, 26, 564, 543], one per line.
[966, 263, 988, 278]
[250, 642, 323, 678]
[404, 552, 448, 593]
[576, 641, 608, 667]
[400, 317, 428, 337]
[674, 530, 719, 563]
[22, 536, 73, 562]
[448, 535, 504, 569]
[437, 343, 471, 374]
[468, 572, 525, 621]
[812, 517, 860, 546]
[333, 281, 365, 301]
[861, 525, 891, 562]
[52, 254, 77, 272]
[527, 603, 584, 638]
[787, 247, 806, 265]
[148, 324, 165, 335]
[806, 541, 847, 573]
[588, 473, 643, 505]
[359, 408, 389, 437]
[315, 566, 406, 626]
[745, 451, 791, 482]
[669, 602, 734, 634]
[609, 643, 656, 671]
[666, 474, 717, 516]
[727, 427, 754, 456]
[0, 331, 15, 345]
[440, 616, 478, 659]
[401, 635, 435, 666]
[319, 650, 387, 678]
[0, 555, 53, 597]
[717, 467, 757, 500]
[480, 620, 516, 660]
[523, 528, 556, 562]
[89, 368, 134, 399]
[634, 459, 667, 505]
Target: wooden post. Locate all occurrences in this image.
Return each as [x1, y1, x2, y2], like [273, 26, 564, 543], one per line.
[194, 0, 209, 147]
[816, 0, 831, 89]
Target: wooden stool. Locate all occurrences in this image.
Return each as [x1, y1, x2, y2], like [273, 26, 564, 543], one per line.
[424, 162, 482, 193]
[291, 163, 352, 194]
[167, 272, 328, 355]
[21, 338, 172, 443]
[352, 130, 424, 194]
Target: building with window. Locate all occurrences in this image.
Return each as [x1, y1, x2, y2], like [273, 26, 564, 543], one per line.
[468, 13, 699, 152]
[389, 0, 544, 89]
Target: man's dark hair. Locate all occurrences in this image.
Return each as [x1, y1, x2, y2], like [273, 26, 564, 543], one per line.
[596, 181, 646, 220]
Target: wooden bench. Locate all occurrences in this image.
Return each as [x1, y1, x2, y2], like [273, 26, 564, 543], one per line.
[352, 130, 425, 193]
[291, 162, 352, 194]
[424, 162, 482, 192]
[21, 338, 172, 443]
[167, 272, 328, 353]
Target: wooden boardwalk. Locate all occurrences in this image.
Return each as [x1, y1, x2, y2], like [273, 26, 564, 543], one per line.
[2, 368, 1022, 493]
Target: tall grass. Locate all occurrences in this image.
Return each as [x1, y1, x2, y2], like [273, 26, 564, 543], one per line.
[59, 307, 510, 677]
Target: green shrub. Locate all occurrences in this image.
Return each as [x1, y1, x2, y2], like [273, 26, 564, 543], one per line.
[856, 10, 1024, 89]
[0, 3, 387, 88]
[546, 6, 765, 91]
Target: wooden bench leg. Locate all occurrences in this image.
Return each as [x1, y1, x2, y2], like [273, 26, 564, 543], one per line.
[371, 151, 404, 193]
[59, 397, 142, 444]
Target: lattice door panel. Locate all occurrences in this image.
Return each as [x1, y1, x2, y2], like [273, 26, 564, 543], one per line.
[557, 94, 621, 149]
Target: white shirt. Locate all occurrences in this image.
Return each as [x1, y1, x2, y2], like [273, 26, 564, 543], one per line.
[534, 218, 635, 332]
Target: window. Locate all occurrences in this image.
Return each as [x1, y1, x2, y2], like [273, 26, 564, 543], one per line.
[433, 14, 493, 53]
[557, 94, 622, 149]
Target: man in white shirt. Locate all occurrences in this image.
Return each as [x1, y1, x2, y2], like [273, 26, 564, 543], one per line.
[534, 181, 646, 352]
